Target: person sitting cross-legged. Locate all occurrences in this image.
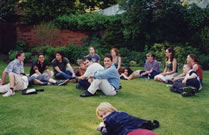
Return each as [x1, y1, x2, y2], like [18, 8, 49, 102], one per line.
[80, 55, 120, 97]
[29, 53, 69, 86]
[170, 64, 202, 97]
[154, 48, 178, 83]
[0, 72, 28, 97]
[51, 51, 76, 80]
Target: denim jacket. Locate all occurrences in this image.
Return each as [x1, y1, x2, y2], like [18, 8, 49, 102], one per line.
[94, 64, 120, 90]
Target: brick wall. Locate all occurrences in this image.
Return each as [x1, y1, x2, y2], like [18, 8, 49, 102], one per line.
[17, 25, 89, 46]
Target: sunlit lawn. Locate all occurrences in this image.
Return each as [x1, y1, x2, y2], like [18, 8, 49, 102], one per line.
[0, 60, 208, 135]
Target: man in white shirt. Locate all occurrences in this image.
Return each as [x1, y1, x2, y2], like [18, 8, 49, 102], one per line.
[0, 51, 25, 85]
[76, 57, 104, 90]
[0, 51, 28, 97]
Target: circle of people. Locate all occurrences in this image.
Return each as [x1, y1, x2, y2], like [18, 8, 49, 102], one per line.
[0, 47, 203, 135]
[0, 47, 203, 97]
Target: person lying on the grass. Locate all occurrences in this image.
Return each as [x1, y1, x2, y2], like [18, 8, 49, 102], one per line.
[0, 72, 28, 97]
[76, 57, 104, 90]
[154, 48, 178, 83]
[120, 67, 133, 80]
[86, 46, 101, 63]
[96, 102, 159, 135]
[75, 59, 87, 77]
[170, 64, 202, 97]
[29, 53, 69, 86]
[51, 51, 76, 80]
[187, 54, 203, 84]
[80, 55, 120, 97]
[0, 51, 25, 85]
[121, 53, 160, 80]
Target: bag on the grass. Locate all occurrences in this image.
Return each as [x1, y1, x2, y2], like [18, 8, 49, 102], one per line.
[22, 89, 44, 95]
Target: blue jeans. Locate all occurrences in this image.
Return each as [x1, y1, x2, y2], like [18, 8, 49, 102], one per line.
[55, 71, 74, 80]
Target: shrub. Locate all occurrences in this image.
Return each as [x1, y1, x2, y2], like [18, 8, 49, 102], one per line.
[200, 26, 209, 54]
[0, 0, 17, 23]
[119, 48, 146, 67]
[53, 13, 118, 31]
[198, 54, 209, 70]
[129, 61, 137, 67]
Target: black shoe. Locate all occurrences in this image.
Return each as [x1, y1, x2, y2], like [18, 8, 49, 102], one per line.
[166, 80, 173, 84]
[80, 91, 94, 97]
[36, 89, 44, 92]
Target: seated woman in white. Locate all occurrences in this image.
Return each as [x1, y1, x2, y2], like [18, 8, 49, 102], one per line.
[154, 48, 178, 83]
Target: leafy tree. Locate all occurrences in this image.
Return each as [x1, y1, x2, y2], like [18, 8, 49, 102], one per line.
[19, 0, 78, 24]
[76, 0, 119, 12]
[19, 0, 120, 24]
[0, 0, 17, 22]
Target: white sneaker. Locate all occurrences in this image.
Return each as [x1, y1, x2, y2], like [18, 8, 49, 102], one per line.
[2, 90, 15, 97]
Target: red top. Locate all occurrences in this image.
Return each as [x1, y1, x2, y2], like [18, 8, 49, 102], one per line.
[127, 129, 157, 135]
[192, 62, 203, 80]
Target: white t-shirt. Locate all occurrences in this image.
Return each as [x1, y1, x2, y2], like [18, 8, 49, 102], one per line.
[84, 63, 104, 78]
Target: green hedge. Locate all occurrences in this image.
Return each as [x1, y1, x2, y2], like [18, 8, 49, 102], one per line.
[53, 13, 119, 31]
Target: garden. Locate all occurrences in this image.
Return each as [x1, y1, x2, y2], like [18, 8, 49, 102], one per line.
[0, 0, 209, 135]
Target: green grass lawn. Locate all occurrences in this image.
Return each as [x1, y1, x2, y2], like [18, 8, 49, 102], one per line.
[0, 60, 209, 135]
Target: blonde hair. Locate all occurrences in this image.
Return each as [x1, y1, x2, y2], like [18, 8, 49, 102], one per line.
[96, 102, 118, 119]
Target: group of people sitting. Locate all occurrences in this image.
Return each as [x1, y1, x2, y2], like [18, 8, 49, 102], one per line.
[120, 48, 203, 96]
[0, 46, 203, 97]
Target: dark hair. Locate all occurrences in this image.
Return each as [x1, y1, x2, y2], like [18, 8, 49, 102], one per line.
[56, 51, 64, 58]
[110, 48, 119, 56]
[38, 53, 44, 57]
[16, 51, 24, 58]
[84, 56, 92, 61]
[146, 52, 155, 58]
[124, 67, 133, 76]
[188, 54, 199, 63]
[104, 55, 113, 61]
[166, 48, 175, 62]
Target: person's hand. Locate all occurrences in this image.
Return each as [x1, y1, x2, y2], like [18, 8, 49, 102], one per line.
[97, 122, 106, 132]
[72, 73, 76, 77]
[98, 122, 105, 128]
[161, 72, 166, 76]
[182, 79, 187, 84]
[89, 75, 94, 78]
[140, 72, 146, 76]
[88, 77, 93, 83]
